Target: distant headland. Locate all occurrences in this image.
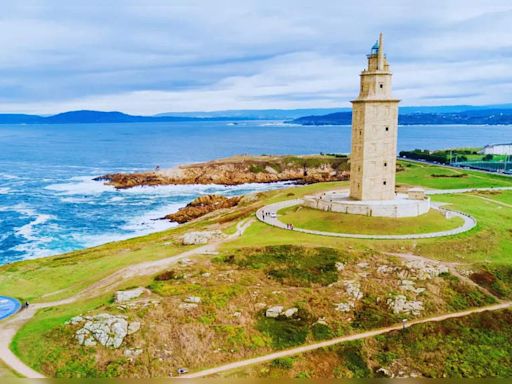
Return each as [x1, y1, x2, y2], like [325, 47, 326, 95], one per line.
[2, 104, 512, 124]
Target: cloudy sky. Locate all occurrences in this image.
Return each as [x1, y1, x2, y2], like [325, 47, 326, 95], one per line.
[1, 0, 512, 114]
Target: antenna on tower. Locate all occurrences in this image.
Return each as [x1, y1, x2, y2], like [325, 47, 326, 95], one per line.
[377, 32, 384, 70]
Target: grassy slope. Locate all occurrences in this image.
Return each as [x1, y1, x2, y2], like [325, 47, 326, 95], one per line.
[231, 308, 512, 378]
[4, 163, 512, 378]
[278, 206, 463, 235]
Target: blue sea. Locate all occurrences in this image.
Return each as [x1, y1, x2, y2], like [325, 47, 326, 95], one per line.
[1, 121, 511, 265]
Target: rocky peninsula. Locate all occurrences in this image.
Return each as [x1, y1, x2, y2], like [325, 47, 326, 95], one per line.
[96, 154, 350, 189]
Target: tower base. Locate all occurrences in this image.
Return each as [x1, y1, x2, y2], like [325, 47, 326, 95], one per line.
[303, 191, 430, 218]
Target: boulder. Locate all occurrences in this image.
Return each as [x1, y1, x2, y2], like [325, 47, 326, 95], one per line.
[115, 287, 147, 303]
[73, 313, 140, 349]
[283, 307, 298, 318]
[265, 306, 284, 318]
[335, 262, 345, 271]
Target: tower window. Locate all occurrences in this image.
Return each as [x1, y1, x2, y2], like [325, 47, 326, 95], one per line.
[385, 127, 389, 132]
[384, 162, 387, 167]
[383, 181, 387, 185]
[379, 84, 384, 89]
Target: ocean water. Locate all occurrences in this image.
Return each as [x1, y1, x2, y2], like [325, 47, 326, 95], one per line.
[1, 121, 511, 265]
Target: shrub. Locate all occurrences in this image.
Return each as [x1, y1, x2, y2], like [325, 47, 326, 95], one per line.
[311, 323, 334, 340]
[256, 308, 311, 349]
[271, 357, 295, 369]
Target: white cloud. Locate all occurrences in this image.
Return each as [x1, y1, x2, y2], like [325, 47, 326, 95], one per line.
[0, 0, 511, 114]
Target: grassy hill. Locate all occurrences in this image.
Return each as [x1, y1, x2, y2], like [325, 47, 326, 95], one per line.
[2, 162, 512, 378]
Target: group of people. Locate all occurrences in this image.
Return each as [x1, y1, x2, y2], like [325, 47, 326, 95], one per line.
[286, 223, 294, 230]
[261, 210, 271, 219]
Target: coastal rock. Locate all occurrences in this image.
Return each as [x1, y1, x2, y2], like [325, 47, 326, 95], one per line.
[182, 230, 224, 245]
[164, 194, 242, 223]
[115, 287, 147, 303]
[72, 313, 140, 349]
[96, 155, 350, 189]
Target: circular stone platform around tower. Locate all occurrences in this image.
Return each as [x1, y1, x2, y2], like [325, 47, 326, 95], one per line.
[303, 191, 431, 218]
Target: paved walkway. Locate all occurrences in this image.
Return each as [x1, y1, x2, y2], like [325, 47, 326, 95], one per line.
[257, 198, 476, 240]
[0, 219, 254, 379]
[182, 300, 512, 378]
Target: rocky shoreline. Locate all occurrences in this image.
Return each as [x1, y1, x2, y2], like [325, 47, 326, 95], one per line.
[95, 154, 350, 189]
[163, 194, 242, 223]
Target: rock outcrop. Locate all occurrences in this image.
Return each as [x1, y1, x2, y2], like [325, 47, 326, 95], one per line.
[70, 313, 141, 348]
[115, 287, 148, 303]
[164, 194, 242, 223]
[95, 154, 350, 189]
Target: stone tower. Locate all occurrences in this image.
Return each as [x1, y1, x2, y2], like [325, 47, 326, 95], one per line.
[349, 33, 400, 201]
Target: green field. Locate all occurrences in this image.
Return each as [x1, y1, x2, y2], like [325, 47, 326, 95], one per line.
[396, 160, 512, 189]
[278, 206, 463, 235]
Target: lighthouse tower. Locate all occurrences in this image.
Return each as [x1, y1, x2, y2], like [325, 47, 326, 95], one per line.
[302, 34, 430, 217]
[349, 33, 400, 201]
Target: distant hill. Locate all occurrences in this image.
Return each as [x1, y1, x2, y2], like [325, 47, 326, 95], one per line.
[0, 110, 249, 124]
[2, 104, 512, 124]
[290, 108, 512, 126]
[156, 108, 348, 120]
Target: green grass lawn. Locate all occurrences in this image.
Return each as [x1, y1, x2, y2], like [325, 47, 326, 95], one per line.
[278, 206, 463, 235]
[396, 160, 512, 189]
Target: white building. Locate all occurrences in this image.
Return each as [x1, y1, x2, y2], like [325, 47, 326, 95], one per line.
[479, 143, 512, 155]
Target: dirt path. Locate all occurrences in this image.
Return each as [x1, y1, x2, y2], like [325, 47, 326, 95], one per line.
[181, 301, 512, 378]
[0, 219, 253, 378]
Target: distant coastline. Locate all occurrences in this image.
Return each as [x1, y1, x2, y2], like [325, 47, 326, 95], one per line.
[2, 104, 512, 125]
